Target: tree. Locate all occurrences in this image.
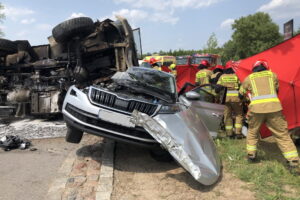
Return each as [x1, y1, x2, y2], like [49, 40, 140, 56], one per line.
[223, 12, 282, 60]
[203, 33, 218, 54]
[0, 3, 4, 36]
[295, 27, 300, 35]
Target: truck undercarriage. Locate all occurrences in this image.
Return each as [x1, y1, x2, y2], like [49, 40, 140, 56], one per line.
[0, 16, 138, 117]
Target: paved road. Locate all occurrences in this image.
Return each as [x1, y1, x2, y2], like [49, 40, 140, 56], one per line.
[0, 137, 78, 200]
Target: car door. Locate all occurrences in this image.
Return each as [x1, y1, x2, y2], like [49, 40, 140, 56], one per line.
[179, 84, 226, 137]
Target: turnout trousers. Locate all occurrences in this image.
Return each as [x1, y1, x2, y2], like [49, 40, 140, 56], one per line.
[247, 111, 299, 162]
[224, 102, 243, 136]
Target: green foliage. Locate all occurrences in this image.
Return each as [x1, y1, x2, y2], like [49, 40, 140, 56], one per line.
[223, 12, 282, 60]
[216, 138, 300, 200]
[295, 27, 300, 35]
[143, 33, 222, 58]
[0, 3, 5, 37]
[203, 33, 219, 54]
[142, 49, 203, 58]
[145, 12, 283, 64]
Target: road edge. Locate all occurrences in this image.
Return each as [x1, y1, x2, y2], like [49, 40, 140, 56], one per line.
[96, 139, 115, 200]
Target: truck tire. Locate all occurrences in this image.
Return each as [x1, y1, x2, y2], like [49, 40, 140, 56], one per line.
[52, 17, 95, 43]
[0, 38, 17, 55]
[65, 125, 83, 143]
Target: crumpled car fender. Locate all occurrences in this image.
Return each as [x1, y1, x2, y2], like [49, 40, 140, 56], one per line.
[131, 109, 221, 186]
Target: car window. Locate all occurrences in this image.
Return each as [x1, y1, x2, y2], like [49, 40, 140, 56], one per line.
[191, 84, 227, 104]
[176, 57, 188, 65]
[191, 87, 215, 103]
[191, 57, 212, 65]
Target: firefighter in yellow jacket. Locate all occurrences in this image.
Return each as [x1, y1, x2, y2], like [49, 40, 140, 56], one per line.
[239, 60, 299, 173]
[195, 60, 212, 85]
[169, 63, 177, 77]
[150, 58, 162, 71]
[217, 61, 244, 139]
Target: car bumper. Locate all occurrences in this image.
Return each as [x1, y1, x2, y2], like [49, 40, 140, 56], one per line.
[62, 86, 158, 148]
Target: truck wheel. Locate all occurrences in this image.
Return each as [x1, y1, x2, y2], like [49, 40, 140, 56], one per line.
[52, 17, 95, 43]
[0, 38, 17, 55]
[150, 148, 173, 162]
[65, 125, 83, 143]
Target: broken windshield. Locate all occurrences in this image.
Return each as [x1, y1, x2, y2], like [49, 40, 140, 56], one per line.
[112, 67, 176, 103]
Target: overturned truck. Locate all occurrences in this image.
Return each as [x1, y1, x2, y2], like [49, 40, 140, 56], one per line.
[0, 16, 138, 117]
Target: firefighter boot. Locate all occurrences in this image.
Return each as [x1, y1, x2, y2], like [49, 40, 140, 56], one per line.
[288, 160, 300, 175]
[247, 153, 257, 163]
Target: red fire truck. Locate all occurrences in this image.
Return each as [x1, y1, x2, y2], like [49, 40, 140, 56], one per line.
[175, 54, 222, 90]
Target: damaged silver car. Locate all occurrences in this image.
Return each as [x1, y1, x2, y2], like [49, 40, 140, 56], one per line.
[0, 16, 138, 117]
[62, 67, 227, 185]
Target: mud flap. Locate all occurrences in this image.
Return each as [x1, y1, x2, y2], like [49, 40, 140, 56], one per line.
[131, 110, 221, 186]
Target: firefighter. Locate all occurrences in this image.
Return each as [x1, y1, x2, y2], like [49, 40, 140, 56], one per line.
[239, 60, 299, 173]
[169, 63, 177, 77]
[211, 65, 224, 84]
[150, 58, 161, 71]
[217, 61, 244, 139]
[195, 60, 212, 85]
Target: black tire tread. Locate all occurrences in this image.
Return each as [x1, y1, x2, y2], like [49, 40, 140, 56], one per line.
[65, 126, 83, 143]
[52, 17, 95, 43]
[0, 38, 17, 54]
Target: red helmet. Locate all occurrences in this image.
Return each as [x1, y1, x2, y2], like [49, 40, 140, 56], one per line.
[224, 60, 233, 69]
[253, 60, 269, 70]
[149, 57, 157, 65]
[200, 60, 210, 67]
[215, 65, 224, 70]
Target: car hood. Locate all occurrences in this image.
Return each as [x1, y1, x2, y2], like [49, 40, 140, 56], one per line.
[131, 109, 221, 186]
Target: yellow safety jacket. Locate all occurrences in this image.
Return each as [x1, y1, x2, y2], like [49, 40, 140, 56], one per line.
[153, 66, 162, 71]
[239, 70, 282, 113]
[195, 69, 212, 85]
[217, 74, 241, 103]
[171, 70, 177, 77]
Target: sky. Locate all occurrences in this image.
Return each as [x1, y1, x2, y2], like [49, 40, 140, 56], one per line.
[1, 0, 300, 53]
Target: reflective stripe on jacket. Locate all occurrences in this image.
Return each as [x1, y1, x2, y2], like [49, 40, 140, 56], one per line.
[153, 66, 162, 71]
[239, 70, 282, 113]
[195, 69, 212, 85]
[217, 74, 241, 102]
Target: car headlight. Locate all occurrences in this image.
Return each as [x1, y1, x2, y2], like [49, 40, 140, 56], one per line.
[82, 87, 89, 95]
[158, 103, 181, 114]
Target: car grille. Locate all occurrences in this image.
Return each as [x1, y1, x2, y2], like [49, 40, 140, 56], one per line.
[65, 103, 155, 141]
[89, 87, 158, 116]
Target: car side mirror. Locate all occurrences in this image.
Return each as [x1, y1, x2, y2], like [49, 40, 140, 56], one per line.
[185, 91, 201, 100]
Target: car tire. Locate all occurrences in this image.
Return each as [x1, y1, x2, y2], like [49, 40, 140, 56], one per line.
[52, 17, 95, 43]
[150, 148, 173, 162]
[65, 125, 83, 143]
[0, 38, 18, 55]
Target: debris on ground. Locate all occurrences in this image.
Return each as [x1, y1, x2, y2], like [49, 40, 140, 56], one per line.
[0, 135, 31, 151]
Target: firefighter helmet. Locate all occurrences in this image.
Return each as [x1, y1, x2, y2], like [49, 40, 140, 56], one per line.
[253, 60, 269, 70]
[149, 57, 157, 65]
[200, 60, 210, 67]
[215, 64, 224, 70]
[224, 60, 233, 69]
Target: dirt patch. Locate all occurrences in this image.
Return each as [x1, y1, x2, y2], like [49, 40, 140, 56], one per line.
[112, 143, 256, 200]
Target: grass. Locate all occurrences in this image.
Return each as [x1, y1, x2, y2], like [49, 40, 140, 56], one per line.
[215, 137, 300, 200]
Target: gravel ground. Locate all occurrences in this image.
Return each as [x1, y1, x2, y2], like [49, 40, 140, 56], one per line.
[0, 118, 67, 139]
